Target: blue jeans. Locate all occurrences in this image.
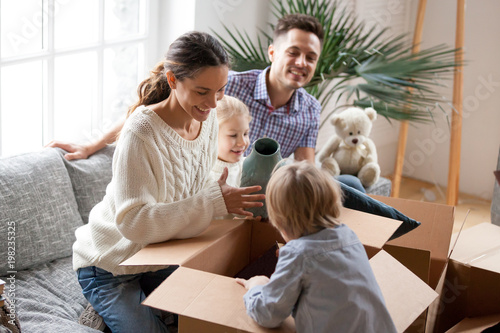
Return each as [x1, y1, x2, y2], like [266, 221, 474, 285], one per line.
[77, 266, 178, 333]
[336, 174, 366, 193]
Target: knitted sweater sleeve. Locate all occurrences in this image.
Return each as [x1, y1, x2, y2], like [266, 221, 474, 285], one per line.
[111, 129, 228, 245]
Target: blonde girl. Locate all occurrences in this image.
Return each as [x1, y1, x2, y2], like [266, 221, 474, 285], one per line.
[211, 95, 252, 187]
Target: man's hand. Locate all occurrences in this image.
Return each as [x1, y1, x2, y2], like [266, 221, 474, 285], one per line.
[293, 147, 315, 163]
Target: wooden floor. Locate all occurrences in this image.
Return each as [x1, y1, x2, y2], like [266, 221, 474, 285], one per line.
[393, 176, 492, 234]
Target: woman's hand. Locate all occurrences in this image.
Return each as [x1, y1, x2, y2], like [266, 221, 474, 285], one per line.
[45, 141, 94, 160]
[218, 167, 265, 217]
[236, 276, 270, 290]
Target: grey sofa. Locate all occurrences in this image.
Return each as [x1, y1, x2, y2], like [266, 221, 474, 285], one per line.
[0, 146, 115, 333]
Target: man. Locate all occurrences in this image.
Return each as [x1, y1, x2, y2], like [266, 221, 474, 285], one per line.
[226, 13, 322, 162]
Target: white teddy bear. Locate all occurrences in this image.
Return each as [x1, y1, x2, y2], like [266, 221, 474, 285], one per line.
[316, 107, 381, 188]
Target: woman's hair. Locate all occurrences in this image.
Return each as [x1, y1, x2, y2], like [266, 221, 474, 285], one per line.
[127, 31, 229, 117]
[273, 14, 324, 46]
[216, 96, 252, 125]
[266, 161, 342, 239]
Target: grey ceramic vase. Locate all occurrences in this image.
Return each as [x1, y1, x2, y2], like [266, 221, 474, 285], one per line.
[240, 138, 282, 219]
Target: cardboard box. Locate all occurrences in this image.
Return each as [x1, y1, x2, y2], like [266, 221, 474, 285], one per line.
[372, 195, 455, 289]
[430, 223, 500, 333]
[370, 196, 455, 333]
[142, 250, 437, 333]
[446, 313, 500, 332]
[121, 219, 253, 277]
[144, 266, 296, 333]
[122, 201, 446, 333]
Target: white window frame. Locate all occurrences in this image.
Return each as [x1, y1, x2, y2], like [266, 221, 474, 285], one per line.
[0, 0, 160, 157]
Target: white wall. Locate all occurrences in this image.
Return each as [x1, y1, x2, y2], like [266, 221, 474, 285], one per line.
[194, 0, 270, 42]
[151, 0, 196, 69]
[154, 0, 271, 65]
[403, 0, 500, 200]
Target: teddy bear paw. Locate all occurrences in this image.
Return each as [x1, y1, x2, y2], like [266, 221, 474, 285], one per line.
[358, 162, 380, 188]
[321, 157, 340, 177]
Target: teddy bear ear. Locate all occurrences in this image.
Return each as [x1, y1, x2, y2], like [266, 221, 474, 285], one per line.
[365, 107, 377, 122]
[330, 115, 345, 128]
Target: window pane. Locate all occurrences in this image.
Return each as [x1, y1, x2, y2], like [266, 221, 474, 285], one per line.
[103, 44, 142, 123]
[1, 0, 47, 58]
[104, 0, 145, 41]
[54, 0, 99, 49]
[54, 52, 96, 142]
[1, 61, 44, 156]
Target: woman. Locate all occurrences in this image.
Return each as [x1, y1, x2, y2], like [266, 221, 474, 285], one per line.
[74, 31, 264, 333]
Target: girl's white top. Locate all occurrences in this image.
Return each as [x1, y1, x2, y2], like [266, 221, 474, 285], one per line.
[210, 158, 244, 188]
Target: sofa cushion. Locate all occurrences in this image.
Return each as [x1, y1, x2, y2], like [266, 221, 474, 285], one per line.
[0, 148, 83, 275]
[365, 176, 392, 196]
[56, 146, 115, 224]
[0, 256, 101, 333]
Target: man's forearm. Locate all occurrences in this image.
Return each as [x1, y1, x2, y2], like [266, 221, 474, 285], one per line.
[293, 147, 315, 163]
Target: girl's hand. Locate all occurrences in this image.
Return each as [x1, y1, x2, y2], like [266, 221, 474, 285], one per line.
[218, 167, 265, 217]
[236, 276, 270, 290]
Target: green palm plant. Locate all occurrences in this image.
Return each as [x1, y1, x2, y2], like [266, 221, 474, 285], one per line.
[214, 0, 460, 128]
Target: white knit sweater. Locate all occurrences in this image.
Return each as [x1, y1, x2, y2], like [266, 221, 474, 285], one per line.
[210, 158, 244, 188]
[73, 106, 228, 275]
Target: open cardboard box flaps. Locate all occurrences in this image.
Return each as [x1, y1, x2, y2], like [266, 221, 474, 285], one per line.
[143, 250, 437, 333]
[372, 195, 455, 289]
[429, 223, 500, 333]
[121, 198, 454, 333]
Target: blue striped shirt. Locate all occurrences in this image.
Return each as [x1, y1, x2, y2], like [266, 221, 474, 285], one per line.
[226, 68, 321, 158]
[243, 224, 397, 333]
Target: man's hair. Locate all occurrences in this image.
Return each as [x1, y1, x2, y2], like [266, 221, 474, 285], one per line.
[273, 14, 324, 45]
[266, 161, 342, 239]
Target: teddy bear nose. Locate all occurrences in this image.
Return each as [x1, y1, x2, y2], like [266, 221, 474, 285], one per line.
[352, 138, 358, 144]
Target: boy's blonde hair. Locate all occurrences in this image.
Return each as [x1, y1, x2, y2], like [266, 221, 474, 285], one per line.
[266, 161, 343, 239]
[216, 95, 252, 125]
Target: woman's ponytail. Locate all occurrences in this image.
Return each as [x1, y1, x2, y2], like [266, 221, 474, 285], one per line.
[127, 31, 229, 117]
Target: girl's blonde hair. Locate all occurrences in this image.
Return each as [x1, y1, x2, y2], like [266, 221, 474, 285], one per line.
[216, 95, 252, 125]
[266, 161, 343, 239]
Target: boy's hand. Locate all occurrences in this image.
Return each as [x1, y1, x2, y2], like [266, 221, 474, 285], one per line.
[236, 276, 270, 290]
[233, 216, 262, 221]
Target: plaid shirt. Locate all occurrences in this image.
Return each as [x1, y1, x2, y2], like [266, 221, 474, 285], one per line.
[226, 68, 321, 158]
